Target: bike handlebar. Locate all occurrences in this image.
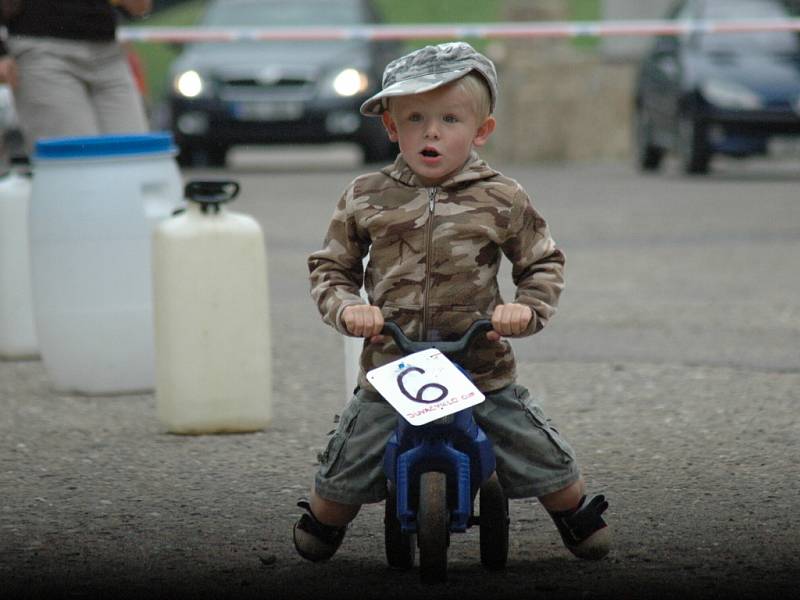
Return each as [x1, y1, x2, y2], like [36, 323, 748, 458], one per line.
[381, 319, 494, 358]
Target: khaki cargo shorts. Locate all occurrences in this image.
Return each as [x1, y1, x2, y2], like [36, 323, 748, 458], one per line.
[314, 383, 581, 505]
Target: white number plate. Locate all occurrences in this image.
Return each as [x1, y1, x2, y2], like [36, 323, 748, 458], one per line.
[232, 101, 303, 122]
[367, 349, 485, 426]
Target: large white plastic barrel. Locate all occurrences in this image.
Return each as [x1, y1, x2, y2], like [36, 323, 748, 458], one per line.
[153, 180, 272, 434]
[0, 157, 37, 359]
[29, 133, 182, 394]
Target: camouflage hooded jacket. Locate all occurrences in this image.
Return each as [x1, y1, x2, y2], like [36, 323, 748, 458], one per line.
[308, 151, 565, 393]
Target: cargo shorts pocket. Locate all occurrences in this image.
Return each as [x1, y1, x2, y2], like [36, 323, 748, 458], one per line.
[514, 386, 576, 464]
[317, 401, 360, 478]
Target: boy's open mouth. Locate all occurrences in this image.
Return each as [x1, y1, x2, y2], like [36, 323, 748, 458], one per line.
[421, 147, 440, 158]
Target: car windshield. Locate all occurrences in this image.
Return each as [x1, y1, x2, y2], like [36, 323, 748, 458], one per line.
[697, 0, 800, 54]
[202, 0, 365, 27]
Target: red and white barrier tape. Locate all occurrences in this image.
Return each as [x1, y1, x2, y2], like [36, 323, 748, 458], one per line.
[118, 19, 800, 43]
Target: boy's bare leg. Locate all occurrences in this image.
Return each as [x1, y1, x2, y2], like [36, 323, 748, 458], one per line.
[538, 478, 586, 512]
[539, 477, 611, 560]
[310, 489, 361, 527]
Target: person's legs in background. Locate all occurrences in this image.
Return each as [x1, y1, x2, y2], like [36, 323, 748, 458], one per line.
[9, 37, 103, 153]
[87, 40, 149, 135]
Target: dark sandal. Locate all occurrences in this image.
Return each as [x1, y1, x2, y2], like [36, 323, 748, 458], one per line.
[549, 494, 611, 560]
[292, 500, 348, 562]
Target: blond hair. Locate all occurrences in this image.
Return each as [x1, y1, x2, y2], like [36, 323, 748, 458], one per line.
[452, 72, 492, 121]
[385, 72, 493, 121]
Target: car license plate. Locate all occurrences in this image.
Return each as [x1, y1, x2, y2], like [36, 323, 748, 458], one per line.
[232, 101, 303, 122]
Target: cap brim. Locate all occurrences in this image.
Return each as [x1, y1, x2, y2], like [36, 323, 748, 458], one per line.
[359, 67, 473, 116]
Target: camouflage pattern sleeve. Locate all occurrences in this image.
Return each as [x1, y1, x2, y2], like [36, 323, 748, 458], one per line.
[308, 181, 371, 335]
[501, 188, 566, 337]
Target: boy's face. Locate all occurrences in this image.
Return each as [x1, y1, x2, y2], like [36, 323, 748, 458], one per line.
[381, 82, 495, 187]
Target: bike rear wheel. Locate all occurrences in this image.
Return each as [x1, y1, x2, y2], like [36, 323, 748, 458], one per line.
[384, 482, 415, 570]
[479, 474, 509, 570]
[417, 471, 449, 583]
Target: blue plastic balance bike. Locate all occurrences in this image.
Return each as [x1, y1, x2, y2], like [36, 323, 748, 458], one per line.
[380, 319, 509, 583]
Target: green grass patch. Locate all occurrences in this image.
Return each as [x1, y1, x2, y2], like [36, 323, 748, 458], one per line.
[568, 0, 601, 50]
[373, 0, 500, 53]
[130, 0, 206, 106]
[373, 0, 499, 24]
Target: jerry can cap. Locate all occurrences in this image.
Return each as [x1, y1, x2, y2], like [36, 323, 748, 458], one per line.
[184, 180, 240, 214]
[34, 132, 177, 160]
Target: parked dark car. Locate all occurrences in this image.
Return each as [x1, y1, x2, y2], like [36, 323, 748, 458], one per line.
[167, 0, 399, 167]
[633, 0, 800, 174]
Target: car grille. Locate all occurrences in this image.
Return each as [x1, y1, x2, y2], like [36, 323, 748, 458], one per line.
[219, 75, 315, 102]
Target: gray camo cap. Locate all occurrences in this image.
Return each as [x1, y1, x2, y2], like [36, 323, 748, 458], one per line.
[360, 41, 497, 117]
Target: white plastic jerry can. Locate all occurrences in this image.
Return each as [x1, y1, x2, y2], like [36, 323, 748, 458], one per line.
[153, 180, 272, 434]
[0, 157, 37, 359]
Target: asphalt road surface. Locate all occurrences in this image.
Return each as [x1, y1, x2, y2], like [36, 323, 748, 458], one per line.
[1, 148, 798, 600]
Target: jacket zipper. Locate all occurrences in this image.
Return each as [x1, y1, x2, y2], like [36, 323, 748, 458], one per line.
[421, 187, 437, 341]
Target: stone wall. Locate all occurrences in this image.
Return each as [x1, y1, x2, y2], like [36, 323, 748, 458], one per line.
[486, 43, 636, 163]
[483, 0, 639, 163]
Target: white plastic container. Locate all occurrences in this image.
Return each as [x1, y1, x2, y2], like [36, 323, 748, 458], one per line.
[153, 180, 272, 434]
[29, 133, 182, 394]
[0, 157, 38, 359]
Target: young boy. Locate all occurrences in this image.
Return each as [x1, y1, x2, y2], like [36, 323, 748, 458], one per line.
[296, 42, 610, 563]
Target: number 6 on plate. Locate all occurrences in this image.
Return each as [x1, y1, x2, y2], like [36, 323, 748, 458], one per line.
[367, 349, 485, 426]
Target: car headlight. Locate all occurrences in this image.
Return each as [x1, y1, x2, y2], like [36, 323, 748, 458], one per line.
[701, 79, 763, 110]
[174, 70, 207, 99]
[324, 68, 369, 98]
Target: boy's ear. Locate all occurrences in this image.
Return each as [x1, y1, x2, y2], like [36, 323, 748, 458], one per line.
[473, 116, 496, 147]
[382, 111, 399, 142]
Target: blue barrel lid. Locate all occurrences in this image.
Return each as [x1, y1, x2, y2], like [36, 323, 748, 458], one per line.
[34, 132, 177, 160]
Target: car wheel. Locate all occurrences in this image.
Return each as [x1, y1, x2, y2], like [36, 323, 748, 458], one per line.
[176, 145, 196, 168]
[634, 107, 664, 172]
[176, 144, 228, 168]
[361, 140, 397, 165]
[678, 115, 711, 175]
[360, 135, 397, 165]
[205, 145, 228, 168]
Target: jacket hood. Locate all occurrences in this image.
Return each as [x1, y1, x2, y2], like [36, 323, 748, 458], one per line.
[380, 150, 499, 188]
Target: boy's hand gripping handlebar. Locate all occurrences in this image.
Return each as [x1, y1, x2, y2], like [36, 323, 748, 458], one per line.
[381, 320, 493, 360]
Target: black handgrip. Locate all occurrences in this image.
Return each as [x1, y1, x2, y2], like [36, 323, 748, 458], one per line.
[381, 319, 493, 358]
[184, 180, 240, 214]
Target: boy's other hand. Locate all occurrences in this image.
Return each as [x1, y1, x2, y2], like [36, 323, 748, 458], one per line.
[488, 303, 532, 341]
[342, 304, 385, 343]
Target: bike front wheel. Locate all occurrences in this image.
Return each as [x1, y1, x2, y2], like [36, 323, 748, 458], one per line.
[417, 471, 449, 583]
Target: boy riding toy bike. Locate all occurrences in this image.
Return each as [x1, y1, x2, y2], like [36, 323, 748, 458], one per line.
[294, 41, 611, 570]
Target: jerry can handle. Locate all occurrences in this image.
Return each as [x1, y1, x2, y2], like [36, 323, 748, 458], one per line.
[184, 180, 240, 214]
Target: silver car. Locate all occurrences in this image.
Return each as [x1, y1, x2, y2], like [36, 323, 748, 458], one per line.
[167, 0, 400, 167]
